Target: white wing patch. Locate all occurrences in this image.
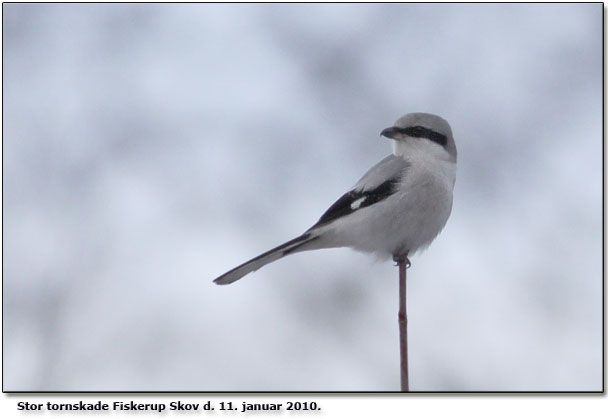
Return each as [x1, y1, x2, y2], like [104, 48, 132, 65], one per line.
[350, 196, 367, 210]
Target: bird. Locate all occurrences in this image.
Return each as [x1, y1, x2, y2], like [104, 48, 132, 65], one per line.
[213, 112, 457, 285]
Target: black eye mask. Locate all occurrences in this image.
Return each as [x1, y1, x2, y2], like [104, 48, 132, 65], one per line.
[400, 126, 448, 147]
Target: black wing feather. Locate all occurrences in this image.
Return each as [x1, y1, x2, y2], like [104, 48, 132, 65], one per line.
[309, 178, 400, 229]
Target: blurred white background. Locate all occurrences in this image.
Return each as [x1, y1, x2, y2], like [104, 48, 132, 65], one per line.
[3, 3, 602, 391]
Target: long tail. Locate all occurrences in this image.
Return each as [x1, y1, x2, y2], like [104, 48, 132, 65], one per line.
[213, 233, 319, 285]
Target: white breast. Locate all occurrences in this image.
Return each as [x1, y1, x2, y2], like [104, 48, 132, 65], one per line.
[315, 139, 456, 257]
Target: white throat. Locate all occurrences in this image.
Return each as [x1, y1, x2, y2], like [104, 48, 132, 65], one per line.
[391, 137, 453, 162]
[392, 137, 456, 189]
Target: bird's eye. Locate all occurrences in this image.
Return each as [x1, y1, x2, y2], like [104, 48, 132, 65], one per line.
[411, 126, 424, 135]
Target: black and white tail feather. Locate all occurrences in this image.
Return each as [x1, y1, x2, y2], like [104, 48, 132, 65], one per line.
[213, 113, 457, 285]
[212, 233, 320, 285]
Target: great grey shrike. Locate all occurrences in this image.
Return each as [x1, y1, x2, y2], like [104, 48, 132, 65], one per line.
[213, 112, 457, 285]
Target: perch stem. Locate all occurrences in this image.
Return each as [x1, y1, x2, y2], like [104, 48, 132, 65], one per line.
[397, 255, 409, 392]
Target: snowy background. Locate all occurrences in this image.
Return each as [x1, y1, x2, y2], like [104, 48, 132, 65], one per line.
[3, 3, 602, 391]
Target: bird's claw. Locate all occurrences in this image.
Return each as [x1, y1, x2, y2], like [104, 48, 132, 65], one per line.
[392, 254, 411, 269]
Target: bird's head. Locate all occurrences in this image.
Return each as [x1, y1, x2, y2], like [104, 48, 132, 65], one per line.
[381, 113, 457, 161]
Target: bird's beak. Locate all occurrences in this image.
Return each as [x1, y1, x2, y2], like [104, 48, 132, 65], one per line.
[380, 126, 399, 139]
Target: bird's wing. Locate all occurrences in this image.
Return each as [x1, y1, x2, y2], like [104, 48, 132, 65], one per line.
[353, 154, 410, 191]
[308, 155, 409, 230]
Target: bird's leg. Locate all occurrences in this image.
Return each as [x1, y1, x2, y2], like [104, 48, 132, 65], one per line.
[392, 252, 411, 269]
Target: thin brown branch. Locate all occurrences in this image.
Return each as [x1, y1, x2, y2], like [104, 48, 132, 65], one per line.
[398, 257, 409, 392]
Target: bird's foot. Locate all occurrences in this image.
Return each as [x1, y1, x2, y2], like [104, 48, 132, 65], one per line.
[392, 253, 411, 269]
